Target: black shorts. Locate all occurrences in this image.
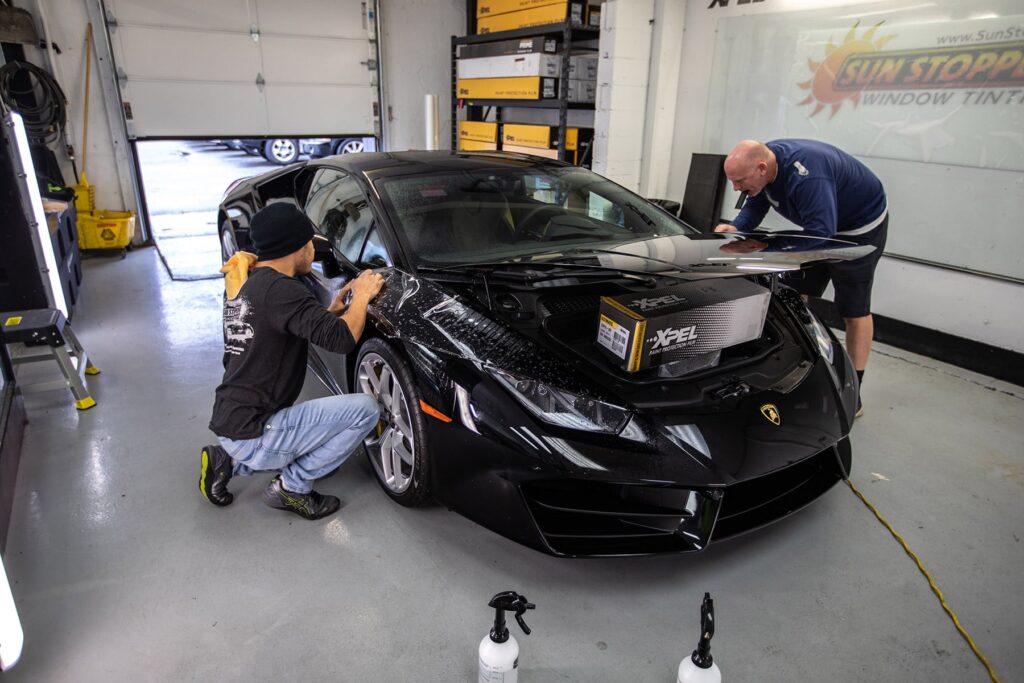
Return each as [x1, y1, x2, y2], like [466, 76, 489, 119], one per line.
[784, 215, 888, 318]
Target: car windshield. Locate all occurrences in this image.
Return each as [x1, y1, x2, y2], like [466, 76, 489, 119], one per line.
[375, 165, 698, 267]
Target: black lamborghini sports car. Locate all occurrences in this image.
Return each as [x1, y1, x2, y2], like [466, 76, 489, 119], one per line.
[217, 151, 867, 557]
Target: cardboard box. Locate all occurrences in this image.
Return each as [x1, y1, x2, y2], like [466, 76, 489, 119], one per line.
[596, 279, 771, 372]
[458, 53, 597, 80]
[502, 123, 579, 150]
[503, 144, 579, 164]
[569, 53, 598, 80]
[459, 120, 499, 143]
[502, 144, 566, 161]
[457, 36, 557, 60]
[458, 139, 499, 152]
[457, 76, 558, 100]
[457, 53, 561, 79]
[477, 2, 585, 33]
[477, 0, 564, 19]
[567, 77, 596, 103]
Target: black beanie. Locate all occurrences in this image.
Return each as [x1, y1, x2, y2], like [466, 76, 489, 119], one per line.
[249, 202, 315, 260]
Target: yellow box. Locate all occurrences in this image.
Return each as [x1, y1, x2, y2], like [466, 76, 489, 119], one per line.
[477, 2, 583, 33]
[458, 139, 500, 151]
[502, 123, 578, 150]
[477, 0, 563, 19]
[459, 120, 499, 143]
[457, 76, 557, 100]
[78, 210, 135, 250]
[502, 144, 577, 164]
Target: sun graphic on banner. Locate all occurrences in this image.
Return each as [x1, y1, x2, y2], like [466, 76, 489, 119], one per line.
[797, 21, 896, 118]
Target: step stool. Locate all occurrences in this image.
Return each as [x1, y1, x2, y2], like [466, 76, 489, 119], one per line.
[1, 309, 99, 410]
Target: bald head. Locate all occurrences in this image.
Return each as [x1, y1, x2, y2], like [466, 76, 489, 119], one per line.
[723, 140, 777, 197]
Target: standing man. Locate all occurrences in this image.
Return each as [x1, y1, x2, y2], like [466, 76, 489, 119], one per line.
[714, 139, 887, 417]
[200, 202, 385, 519]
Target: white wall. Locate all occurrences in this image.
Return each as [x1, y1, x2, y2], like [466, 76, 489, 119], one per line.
[16, 0, 128, 213]
[379, 0, 465, 151]
[593, 0, 654, 190]
[652, 0, 1024, 353]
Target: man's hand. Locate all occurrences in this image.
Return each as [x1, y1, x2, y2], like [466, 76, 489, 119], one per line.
[719, 238, 768, 254]
[714, 224, 738, 233]
[338, 270, 386, 342]
[328, 282, 354, 316]
[348, 269, 385, 304]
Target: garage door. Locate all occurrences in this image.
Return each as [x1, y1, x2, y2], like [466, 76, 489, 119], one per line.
[105, 0, 378, 138]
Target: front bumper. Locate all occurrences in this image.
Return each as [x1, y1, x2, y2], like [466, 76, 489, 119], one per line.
[424, 357, 855, 557]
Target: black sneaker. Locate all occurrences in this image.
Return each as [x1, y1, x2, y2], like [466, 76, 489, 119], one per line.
[199, 444, 234, 507]
[261, 476, 340, 520]
[855, 397, 864, 419]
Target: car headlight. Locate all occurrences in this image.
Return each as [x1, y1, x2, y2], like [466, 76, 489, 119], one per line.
[491, 369, 630, 434]
[807, 314, 834, 364]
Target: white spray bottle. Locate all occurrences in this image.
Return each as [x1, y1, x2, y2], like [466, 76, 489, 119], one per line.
[478, 591, 536, 683]
[677, 592, 721, 683]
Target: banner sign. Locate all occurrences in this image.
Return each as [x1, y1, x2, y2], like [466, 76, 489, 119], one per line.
[788, 17, 1024, 171]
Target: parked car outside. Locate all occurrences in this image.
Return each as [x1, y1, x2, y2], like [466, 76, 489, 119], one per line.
[301, 136, 378, 158]
[217, 151, 867, 557]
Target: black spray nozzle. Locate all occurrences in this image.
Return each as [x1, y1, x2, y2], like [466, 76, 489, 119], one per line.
[691, 592, 716, 669]
[488, 591, 536, 643]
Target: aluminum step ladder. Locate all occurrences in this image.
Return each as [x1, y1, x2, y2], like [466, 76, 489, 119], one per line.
[1, 309, 99, 410]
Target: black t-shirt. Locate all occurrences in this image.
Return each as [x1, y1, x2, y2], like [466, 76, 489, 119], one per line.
[209, 267, 355, 440]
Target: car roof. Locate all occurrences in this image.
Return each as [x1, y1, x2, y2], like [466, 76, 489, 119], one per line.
[311, 150, 573, 180]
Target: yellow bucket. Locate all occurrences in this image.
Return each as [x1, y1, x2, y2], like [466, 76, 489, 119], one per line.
[78, 210, 135, 250]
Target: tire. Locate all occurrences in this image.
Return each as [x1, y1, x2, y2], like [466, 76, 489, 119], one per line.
[263, 138, 299, 165]
[355, 338, 432, 506]
[334, 138, 365, 155]
[220, 220, 239, 262]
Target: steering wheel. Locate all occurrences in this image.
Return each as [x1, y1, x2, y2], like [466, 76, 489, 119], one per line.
[518, 205, 564, 241]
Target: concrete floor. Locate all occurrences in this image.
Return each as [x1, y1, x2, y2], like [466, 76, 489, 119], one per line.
[3, 247, 1022, 681]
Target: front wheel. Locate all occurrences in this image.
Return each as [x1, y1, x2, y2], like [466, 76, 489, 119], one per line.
[355, 338, 432, 506]
[220, 220, 239, 261]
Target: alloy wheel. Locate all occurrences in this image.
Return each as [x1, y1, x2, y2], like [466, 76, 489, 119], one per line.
[266, 138, 298, 164]
[358, 352, 416, 494]
[338, 139, 365, 154]
[220, 224, 238, 261]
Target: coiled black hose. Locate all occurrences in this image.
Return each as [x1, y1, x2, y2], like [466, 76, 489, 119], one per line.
[0, 60, 68, 145]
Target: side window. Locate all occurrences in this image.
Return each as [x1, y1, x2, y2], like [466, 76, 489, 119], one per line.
[359, 226, 392, 268]
[304, 168, 374, 263]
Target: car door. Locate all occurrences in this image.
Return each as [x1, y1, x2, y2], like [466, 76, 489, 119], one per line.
[302, 166, 394, 393]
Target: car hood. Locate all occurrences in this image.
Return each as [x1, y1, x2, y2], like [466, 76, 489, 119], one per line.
[538, 232, 875, 279]
[367, 231, 868, 393]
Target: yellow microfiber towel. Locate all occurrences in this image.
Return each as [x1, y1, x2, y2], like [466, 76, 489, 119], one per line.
[221, 251, 258, 299]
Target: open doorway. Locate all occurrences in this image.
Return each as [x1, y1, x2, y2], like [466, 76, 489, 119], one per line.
[135, 136, 378, 280]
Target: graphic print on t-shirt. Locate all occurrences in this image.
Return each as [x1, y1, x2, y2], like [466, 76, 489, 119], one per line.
[224, 296, 254, 356]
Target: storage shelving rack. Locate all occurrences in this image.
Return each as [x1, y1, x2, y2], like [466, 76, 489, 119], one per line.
[451, 15, 599, 164]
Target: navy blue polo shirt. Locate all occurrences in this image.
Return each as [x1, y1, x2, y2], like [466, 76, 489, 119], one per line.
[731, 139, 886, 238]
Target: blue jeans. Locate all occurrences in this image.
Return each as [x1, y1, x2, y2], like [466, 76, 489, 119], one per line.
[218, 394, 380, 494]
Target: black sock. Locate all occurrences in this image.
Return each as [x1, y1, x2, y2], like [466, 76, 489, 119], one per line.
[856, 370, 864, 385]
